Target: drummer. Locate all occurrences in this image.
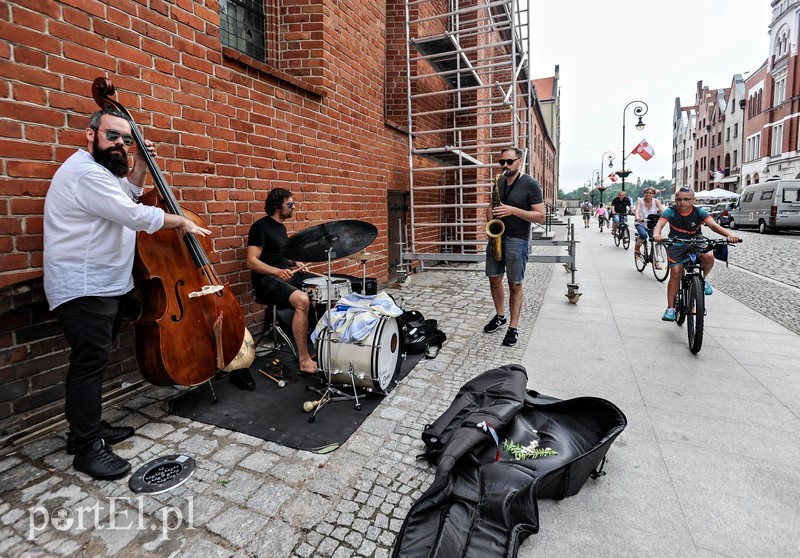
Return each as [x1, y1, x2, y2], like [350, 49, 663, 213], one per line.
[246, 188, 317, 374]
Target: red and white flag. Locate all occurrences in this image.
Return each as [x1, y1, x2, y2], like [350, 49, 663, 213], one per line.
[607, 172, 618, 183]
[631, 139, 655, 161]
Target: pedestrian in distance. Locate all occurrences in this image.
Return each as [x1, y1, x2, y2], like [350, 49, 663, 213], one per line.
[581, 200, 593, 228]
[653, 187, 739, 321]
[483, 147, 545, 347]
[44, 109, 211, 480]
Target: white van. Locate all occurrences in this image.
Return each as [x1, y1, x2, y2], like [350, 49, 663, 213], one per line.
[729, 179, 800, 233]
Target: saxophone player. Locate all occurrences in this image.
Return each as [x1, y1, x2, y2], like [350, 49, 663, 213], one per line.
[484, 147, 546, 346]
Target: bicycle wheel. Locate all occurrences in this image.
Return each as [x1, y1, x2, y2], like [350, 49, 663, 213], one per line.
[686, 275, 705, 353]
[622, 226, 630, 250]
[634, 242, 647, 272]
[675, 281, 686, 325]
[651, 242, 669, 282]
[613, 228, 621, 246]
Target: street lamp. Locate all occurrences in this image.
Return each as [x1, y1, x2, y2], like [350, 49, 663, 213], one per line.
[618, 100, 648, 190]
[598, 151, 615, 205]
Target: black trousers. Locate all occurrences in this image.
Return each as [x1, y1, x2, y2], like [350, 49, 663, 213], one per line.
[55, 295, 126, 450]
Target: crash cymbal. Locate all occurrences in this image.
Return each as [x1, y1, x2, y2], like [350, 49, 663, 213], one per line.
[281, 220, 378, 262]
[347, 251, 384, 262]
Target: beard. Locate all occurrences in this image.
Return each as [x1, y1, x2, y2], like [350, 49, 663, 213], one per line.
[92, 136, 129, 177]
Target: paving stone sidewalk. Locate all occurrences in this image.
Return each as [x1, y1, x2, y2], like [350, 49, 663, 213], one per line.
[0, 236, 563, 557]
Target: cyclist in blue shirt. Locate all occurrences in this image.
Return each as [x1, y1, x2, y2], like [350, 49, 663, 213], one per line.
[653, 187, 738, 321]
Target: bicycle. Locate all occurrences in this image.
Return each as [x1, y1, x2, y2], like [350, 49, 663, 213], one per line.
[634, 215, 668, 282]
[613, 216, 630, 250]
[597, 214, 606, 232]
[659, 237, 741, 353]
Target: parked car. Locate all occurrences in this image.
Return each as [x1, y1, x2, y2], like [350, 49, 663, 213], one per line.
[729, 179, 800, 233]
[696, 204, 715, 215]
[709, 201, 736, 227]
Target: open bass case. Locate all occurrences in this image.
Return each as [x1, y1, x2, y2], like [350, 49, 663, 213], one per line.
[393, 364, 627, 558]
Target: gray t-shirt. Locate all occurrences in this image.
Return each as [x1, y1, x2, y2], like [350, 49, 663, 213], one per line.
[499, 173, 543, 238]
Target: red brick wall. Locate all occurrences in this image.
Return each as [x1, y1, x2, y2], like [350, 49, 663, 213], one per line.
[0, 0, 423, 436]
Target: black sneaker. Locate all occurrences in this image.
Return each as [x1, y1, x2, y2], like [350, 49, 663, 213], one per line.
[66, 420, 135, 455]
[72, 439, 131, 480]
[502, 327, 518, 346]
[483, 314, 508, 333]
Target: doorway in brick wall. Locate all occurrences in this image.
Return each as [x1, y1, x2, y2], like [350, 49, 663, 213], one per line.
[387, 191, 407, 281]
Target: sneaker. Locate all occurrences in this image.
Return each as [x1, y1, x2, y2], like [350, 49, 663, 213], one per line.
[483, 314, 507, 333]
[72, 439, 131, 480]
[704, 281, 713, 296]
[502, 327, 518, 346]
[66, 420, 135, 455]
[661, 308, 676, 322]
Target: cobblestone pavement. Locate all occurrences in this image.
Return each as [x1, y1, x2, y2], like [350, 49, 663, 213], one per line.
[0, 235, 565, 557]
[704, 228, 800, 335]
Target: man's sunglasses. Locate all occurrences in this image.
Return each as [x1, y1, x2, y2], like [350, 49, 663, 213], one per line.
[92, 127, 135, 146]
[284, 202, 296, 209]
[498, 158, 518, 166]
[675, 198, 694, 202]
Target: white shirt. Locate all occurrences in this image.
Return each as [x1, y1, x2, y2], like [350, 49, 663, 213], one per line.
[44, 149, 165, 310]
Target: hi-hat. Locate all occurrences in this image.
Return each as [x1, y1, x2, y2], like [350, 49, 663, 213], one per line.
[347, 251, 384, 262]
[282, 220, 378, 262]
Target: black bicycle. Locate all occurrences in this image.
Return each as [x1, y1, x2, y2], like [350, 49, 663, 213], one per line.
[634, 215, 668, 282]
[613, 216, 630, 250]
[660, 237, 740, 353]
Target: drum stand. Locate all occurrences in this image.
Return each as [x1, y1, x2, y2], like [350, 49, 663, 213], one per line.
[307, 247, 362, 422]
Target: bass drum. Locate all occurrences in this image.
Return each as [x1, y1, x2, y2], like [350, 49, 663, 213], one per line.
[316, 316, 403, 394]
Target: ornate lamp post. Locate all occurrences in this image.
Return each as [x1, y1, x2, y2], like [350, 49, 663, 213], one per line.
[618, 100, 648, 190]
[598, 151, 615, 205]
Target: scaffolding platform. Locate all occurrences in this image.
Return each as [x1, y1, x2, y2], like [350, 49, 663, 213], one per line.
[411, 33, 482, 88]
[412, 146, 482, 167]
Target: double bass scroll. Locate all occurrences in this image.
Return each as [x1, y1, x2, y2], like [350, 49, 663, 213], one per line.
[92, 77, 247, 386]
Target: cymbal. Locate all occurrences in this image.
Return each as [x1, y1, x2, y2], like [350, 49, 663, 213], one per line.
[281, 220, 378, 262]
[347, 251, 384, 262]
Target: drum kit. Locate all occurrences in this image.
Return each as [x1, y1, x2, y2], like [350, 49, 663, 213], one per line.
[280, 220, 403, 421]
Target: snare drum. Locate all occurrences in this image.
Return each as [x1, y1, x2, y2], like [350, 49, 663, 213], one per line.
[302, 277, 352, 305]
[316, 315, 403, 393]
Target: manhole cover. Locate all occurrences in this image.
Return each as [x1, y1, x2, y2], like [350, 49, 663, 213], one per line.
[129, 454, 196, 494]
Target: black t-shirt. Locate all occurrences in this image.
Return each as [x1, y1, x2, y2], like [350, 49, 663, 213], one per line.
[499, 173, 544, 238]
[247, 216, 292, 281]
[611, 196, 631, 215]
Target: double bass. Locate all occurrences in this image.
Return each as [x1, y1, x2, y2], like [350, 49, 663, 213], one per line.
[92, 77, 248, 386]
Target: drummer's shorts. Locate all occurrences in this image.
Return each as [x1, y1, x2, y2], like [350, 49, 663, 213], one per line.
[253, 274, 300, 308]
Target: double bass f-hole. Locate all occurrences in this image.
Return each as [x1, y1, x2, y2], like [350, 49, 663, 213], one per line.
[91, 77, 247, 386]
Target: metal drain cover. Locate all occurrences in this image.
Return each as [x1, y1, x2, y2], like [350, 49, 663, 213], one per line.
[129, 454, 196, 494]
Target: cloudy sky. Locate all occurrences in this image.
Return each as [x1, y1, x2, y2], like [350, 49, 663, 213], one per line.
[529, 0, 773, 193]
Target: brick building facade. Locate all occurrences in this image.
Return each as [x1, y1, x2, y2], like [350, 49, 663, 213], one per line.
[0, 0, 556, 440]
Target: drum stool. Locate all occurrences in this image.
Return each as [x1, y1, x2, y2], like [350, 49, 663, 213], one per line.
[253, 291, 296, 358]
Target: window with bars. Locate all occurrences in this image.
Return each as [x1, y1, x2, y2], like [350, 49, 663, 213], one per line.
[220, 0, 266, 61]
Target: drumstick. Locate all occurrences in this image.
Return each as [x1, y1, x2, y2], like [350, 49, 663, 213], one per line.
[293, 263, 326, 278]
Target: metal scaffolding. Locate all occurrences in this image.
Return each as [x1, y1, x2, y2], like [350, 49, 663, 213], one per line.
[403, 0, 532, 265]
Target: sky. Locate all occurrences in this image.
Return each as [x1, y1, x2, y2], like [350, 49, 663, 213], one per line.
[529, 0, 773, 194]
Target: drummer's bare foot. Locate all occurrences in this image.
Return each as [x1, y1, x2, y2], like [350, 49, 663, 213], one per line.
[298, 357, 317, 374]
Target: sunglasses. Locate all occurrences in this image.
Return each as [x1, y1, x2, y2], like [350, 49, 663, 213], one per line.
[675, 197, 694, 202]
[93, 127, 135, 146]
[284, 202, 296, 209]
[498, 158, 518, 166]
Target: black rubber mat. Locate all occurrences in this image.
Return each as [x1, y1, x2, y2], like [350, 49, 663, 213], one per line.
[165, 350, 424, 453]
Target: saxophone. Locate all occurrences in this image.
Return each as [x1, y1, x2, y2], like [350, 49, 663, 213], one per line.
[486, 174, 505, 261]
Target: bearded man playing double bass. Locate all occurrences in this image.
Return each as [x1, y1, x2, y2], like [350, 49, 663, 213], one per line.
[44, 109, 210, 480]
